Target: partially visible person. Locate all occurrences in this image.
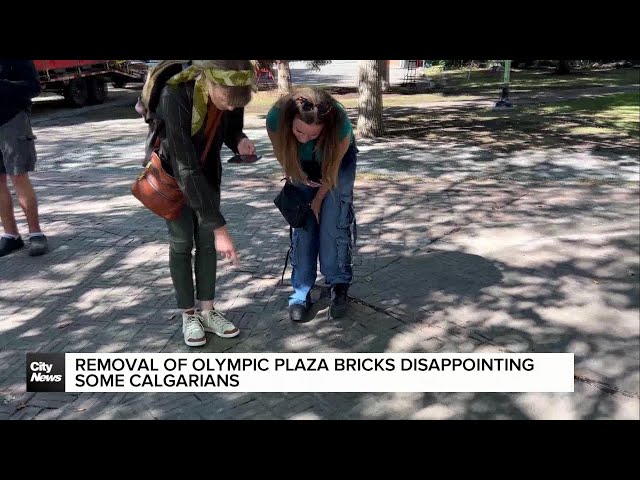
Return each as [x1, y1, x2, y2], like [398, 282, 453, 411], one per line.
[0, 60, 48, 257]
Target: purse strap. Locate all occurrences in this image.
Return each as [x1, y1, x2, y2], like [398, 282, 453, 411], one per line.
[200, 102, 222, 164]
[153, 101, 222, 166]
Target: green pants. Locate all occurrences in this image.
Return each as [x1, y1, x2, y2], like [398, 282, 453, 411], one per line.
[166, 205, 217, 309]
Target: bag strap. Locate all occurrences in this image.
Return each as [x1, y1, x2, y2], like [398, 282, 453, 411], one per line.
[200, 102, 222, 165]
[280, 225, 293, 285]
[152, 101, 222, 165]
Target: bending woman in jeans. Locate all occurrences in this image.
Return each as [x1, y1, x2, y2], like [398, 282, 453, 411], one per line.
[266, 86, 357, 322]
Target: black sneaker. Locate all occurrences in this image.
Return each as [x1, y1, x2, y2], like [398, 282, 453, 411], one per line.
[0, 236, 25, 257]
[329, 283, 350, 318]
[28, 234, 48, 256]
[289, 303, 310, 322]
[288, 292, 312, 322]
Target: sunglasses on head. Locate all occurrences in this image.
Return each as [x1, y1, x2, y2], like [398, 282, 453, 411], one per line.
[295, 96, 332, 116]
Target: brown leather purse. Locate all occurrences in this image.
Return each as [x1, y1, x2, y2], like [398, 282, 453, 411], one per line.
[131, 104, 222, 221]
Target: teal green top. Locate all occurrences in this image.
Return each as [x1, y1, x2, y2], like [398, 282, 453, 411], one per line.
[266, 102, 354, 163]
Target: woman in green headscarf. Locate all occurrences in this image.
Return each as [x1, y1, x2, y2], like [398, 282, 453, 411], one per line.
[147, 60, 256, 348]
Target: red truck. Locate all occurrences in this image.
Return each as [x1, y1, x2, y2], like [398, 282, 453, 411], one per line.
[33, 60, 147, 108]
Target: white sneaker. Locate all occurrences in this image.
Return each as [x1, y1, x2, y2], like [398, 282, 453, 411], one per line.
[200, 309, 240, 338]
[182, 311, 206, 347]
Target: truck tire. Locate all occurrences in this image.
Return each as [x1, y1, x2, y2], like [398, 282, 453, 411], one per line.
[63, 78, 89, 108]
[112, 79, 127, 88]
[87, 77, 108, 104]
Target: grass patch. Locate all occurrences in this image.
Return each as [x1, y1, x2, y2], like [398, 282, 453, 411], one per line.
[422, 68, 640, 92]
[528, 91, 639, 138]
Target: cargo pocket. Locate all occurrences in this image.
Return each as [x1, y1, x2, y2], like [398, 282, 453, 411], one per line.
[290, 229, 299, 268]
[337, 194, 354, 229]
[15, 133, 38, 172]
[17, 133, 37, 142]
[336, 239, 353, 270]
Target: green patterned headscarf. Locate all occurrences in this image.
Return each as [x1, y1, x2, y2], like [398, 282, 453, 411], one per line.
[167, 63, 255, 135]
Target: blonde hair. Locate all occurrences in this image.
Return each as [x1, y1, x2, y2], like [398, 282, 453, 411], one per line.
[273, 87, 344, 189]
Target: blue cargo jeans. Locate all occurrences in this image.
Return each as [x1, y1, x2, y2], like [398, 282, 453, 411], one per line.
[289, 143, 357, 307]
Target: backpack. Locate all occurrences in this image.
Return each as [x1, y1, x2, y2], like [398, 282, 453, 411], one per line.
[137, 60, 188, 122]
[137, 60, 188, 166]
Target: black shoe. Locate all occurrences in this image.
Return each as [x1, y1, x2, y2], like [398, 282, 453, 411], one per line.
[28, 234, 48, 256]
[0, 236, 24, 257]
[329, 283, 350, 318]
[289, 303, 310, 322]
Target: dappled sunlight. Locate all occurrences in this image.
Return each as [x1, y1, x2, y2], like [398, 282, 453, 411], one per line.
[1, 71, 638, 419]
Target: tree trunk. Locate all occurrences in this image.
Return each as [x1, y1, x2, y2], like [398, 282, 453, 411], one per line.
[277, 60, 292, 94]
[381, 60, 390, 92]
[357, 60, 384, 138]
[556, 60, 571, 75]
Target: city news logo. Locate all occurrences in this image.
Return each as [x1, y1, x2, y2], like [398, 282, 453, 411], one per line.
[26, 353, 65, 392]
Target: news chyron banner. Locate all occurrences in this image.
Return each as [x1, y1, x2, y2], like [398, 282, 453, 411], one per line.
[26, 352, 574, 393]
